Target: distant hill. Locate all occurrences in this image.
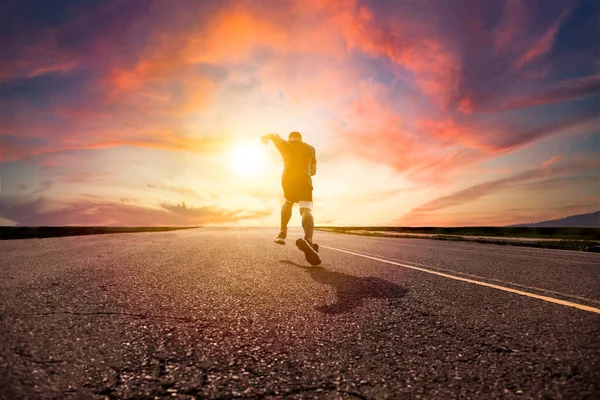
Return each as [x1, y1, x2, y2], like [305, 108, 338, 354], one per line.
[511, 211, 600, 227]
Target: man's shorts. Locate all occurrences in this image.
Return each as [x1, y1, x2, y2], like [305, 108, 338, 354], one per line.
[283, 178, 313, 210]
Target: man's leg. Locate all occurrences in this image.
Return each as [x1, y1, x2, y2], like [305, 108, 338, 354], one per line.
[275, 200, 293, 245]
[281, 201, 293, 232]
[296, 202, 320, 265]
[299, 207, 314, 243]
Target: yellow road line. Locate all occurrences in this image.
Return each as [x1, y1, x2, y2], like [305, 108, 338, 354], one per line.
[322, 245, 600, 315]
[327, 247, 600, 306]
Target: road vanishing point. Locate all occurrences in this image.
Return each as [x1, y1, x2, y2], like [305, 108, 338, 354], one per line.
[1, 228, 599, 399]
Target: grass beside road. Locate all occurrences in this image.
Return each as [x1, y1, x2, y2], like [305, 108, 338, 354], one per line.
[316, 227, 600, 252]
[0, 226, 199, 240]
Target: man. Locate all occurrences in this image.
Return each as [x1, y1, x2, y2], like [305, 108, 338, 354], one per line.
[261, 131, 321, 266]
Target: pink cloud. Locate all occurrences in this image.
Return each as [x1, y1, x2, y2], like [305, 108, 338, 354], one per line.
[542, 154, 565, 168]
[0, 35, 79, 82]
[514, 8, 572, 68]
[491, 0, 528, 52]
[344, 3, 461, 107]
[399, 155, 600, 225]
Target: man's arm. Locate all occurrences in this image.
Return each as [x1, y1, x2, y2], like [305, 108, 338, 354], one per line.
[264, 133, 284, 145]
[263, 133, 287, 153]
[310, 147, 317, 176]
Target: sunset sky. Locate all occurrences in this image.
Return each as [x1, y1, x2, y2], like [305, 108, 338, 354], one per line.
[1, 0, 598, 227]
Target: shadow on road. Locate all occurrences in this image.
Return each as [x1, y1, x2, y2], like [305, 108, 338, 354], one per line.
[280, 260, 408, 314]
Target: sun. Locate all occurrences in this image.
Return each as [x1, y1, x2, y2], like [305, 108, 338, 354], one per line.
[226, 140, 269, 178]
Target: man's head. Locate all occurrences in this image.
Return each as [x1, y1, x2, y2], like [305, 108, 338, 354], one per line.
[288, 131, 302, 142]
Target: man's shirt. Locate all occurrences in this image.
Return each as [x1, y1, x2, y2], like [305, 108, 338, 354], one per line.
[273, 140, 317, 182]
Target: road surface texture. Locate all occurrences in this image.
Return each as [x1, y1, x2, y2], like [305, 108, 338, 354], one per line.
[1, 228, 599, 399]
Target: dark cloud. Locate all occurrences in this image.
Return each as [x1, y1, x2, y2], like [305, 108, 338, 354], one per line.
[497, 74, 600, 111]
[1, 0, 154, 80]
[30, 180, 54, 195]
[489, 103, 599, 152]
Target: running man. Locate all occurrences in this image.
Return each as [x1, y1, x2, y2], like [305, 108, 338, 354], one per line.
[261, 131, 321, 265]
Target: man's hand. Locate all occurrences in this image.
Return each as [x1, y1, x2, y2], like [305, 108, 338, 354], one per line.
[261, 133, 280, 145]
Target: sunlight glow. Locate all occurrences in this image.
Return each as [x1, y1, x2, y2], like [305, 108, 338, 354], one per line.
[226, 140, 270, 178]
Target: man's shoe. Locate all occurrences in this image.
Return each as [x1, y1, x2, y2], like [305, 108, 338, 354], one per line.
[274, 230, 286, 245]
[296, 238, 321, 266]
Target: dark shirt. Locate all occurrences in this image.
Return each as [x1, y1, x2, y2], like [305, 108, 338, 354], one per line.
[273, 139, 317, 182]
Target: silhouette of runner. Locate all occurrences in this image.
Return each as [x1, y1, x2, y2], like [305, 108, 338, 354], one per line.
[261, 131, 321, 265]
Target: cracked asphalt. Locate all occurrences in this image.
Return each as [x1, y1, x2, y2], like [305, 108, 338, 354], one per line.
[1, 228, 599, 399]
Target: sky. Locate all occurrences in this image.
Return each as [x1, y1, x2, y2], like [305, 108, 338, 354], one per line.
[1, 0, 598, 227]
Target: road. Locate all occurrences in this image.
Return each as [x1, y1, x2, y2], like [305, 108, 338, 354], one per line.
[1, 228, 599, 399]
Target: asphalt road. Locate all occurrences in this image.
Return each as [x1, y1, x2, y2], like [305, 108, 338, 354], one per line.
[1, 228, 599, 399]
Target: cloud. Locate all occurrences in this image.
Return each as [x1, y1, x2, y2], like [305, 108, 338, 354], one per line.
[542, 154, 565, 168]
[1, 0, 597, 226]
[0, 196, 272, 226]
[4, 1, 595, 167]
[82, 193, 104, 200]
[551, 196, 600, 217]
[449, 1, 592, 115]
[1, 0, 232, 164]
[146, 183, 202, 198]
[441, 194, 600, 227]
[345, 2, 461, 107]
[512, 175, 599, 192]
[29, 180, 53, 195]
[66, 172, 113, 183]
[1, 0, 155, 81]
[400, 155, 600, 224]
[1, 131, 232, 165]
[0, 217, 18, 226]
[478, 108, 598, 154]
[119, 197, 139, 204]
[335, 78, 596, 181]
[318, 1, 596, 182]
[497, 73, 600, 111]
[160, 201, 272, 223]
[514, 8, 572, 68]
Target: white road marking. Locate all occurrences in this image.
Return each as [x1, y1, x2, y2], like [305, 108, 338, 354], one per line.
[322, 245, 600, 315]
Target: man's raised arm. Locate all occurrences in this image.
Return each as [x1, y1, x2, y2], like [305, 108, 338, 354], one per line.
[262, 133, 287, 153]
